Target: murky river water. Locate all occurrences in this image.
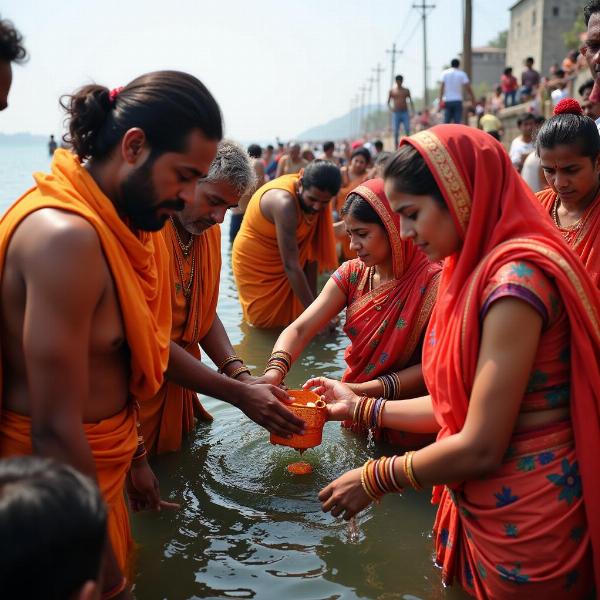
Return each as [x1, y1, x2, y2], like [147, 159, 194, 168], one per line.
[4, 145, 467, 600]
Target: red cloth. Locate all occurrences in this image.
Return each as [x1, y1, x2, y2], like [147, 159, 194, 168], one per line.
[333, 178, 440, 449]
[404, 125, 600, 595]
[537, 187, 600, 288]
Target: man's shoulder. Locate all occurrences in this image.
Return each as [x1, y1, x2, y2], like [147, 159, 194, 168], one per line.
[11, 208, 102, 268]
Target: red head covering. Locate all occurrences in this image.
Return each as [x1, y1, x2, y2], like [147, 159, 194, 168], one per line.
[350, 177, 428, 279]
[402, 124, 600, 589]
[340, 177, 440, 383]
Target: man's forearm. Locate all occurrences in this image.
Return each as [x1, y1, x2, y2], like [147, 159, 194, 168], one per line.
[284, 264, 315, 309]
[199, 316, 238, 371]
[166, 341, 247, 407]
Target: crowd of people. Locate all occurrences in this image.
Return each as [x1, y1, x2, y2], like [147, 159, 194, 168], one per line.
[3, 2, 600, 599]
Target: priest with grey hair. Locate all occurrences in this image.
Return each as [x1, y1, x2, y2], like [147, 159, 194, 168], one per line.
[139, 140, 304, 455]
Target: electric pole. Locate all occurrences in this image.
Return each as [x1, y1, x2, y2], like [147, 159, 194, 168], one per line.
[367, 77, 375, 133]
[359, 85, 367, 137]
[373, 63, 385, 111]
[413, 1, 436, 108]
[463, 0, 473, 80]
[386, 43, 403, 90]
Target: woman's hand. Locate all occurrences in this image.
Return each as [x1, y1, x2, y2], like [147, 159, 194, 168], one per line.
[303, 376, 359, 421]
[318, 467, 373, 520]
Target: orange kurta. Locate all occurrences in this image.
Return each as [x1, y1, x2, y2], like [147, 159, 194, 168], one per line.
[232, 174, 337, 328]
[0, 149, 172, 573]
[140, 219, 220, 454]
[335, 170, 369, 261]
[537, 187, 600, 288]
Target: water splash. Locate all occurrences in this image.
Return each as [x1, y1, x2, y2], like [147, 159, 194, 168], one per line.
[346, 517, 360, 544]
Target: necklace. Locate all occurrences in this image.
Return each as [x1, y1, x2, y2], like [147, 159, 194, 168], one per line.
[170, 216, 194, 257]
[552, 197, 585, 232]
[174, 245, 196, 299]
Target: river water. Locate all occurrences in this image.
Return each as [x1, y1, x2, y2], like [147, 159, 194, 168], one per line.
[2, 144, 466, 600]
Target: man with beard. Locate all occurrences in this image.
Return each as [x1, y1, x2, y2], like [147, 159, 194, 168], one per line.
[232, 160, 341, 328]
[141, 140, 304, 454]
[0, 71, 300, 600]
[0, 14, 27, 111]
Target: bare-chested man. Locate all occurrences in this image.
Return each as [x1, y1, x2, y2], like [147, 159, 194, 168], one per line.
[275, 142, 308, 177]
[0, 71, 301, 600]
[388, 75, 414, 148]
[0, 14, 27, 110]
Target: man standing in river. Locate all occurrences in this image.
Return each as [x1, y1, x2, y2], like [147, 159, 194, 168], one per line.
[388, 75, 414, 148]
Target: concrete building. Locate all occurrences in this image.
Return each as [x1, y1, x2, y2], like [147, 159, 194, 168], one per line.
[506, 0, 584, 78]
[460, 46, 506, 89]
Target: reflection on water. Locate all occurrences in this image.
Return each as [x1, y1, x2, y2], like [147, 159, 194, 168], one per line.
[0, 153, 468, 599]
[133, 214, 468, 600]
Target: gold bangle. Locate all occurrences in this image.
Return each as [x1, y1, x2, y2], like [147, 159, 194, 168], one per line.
[360, 460, 380, 501]
[229, 365, 252, 380]
[406, 451, 423, 491]
[218, 355, 242, 373]
[263, 362, 287, 377]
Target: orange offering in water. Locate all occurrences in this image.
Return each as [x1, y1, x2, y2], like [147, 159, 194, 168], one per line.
[287, 461, 313, 475]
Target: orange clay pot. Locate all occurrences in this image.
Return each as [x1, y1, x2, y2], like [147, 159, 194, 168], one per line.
[270, 389, 327, 450]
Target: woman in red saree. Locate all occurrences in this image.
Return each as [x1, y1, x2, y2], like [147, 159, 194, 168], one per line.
[536, 98, 600, 287]
[262, 178, 440, 448]
[309, 125, 600, 598]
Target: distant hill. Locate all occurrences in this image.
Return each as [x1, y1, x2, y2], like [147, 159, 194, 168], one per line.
[296, 105, 381, 141]
[0, 132, 47, 145]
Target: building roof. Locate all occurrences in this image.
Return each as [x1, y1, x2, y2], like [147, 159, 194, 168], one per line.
[510, 0, 532, 10]
[472, 46, 507, 54]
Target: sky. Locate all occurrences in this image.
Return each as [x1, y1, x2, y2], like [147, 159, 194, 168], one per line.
[1, 0, 515, 143]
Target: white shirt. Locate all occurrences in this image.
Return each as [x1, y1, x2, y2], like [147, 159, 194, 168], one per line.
[595, 116, 600, 134]
[509, 136, 535, 168]
[441, 68, 470, 102]
[550, 88, 570, 106]
[521, 151, 546, 193]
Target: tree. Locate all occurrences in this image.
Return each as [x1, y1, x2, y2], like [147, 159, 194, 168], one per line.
[563, 14, 585, 50]
[488, 30, 508, 49]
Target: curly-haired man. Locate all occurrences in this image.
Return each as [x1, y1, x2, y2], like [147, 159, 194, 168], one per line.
[0, 15, 27, 110]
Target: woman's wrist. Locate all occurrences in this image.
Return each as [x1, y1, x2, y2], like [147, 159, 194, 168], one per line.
[263, 368, 283, 385]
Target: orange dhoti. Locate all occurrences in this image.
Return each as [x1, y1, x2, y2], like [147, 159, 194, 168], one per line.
[0, 407, 138, 573]
[0, 150, 172, 573]
[139, 220, 220, 454]
[232, 174, 337, 328]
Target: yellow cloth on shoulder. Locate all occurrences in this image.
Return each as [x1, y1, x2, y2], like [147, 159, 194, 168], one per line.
[232, 174, 336, 328]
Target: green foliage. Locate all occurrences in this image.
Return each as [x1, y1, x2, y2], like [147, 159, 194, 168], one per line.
[563, 14, 585, 50]
[488, 30, 508, 49]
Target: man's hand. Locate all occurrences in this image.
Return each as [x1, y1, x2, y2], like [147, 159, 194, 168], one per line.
[238, 384, 305, 437]
[126, 458, 180, 512]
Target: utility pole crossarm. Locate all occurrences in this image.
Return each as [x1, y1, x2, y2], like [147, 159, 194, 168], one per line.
[412, 1, 436, 108]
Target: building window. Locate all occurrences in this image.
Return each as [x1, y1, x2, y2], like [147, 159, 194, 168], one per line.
[532, 9, 536, 26]
[553, 6, 559, 17]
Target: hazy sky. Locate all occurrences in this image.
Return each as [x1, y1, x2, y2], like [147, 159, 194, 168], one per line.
[2, 0, 515, 142]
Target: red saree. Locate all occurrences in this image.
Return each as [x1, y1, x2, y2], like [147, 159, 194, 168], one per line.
[404, 126, 600, 597]
[537, 187, 600, 288]
[332, 178, 440, 447]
